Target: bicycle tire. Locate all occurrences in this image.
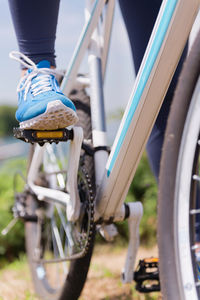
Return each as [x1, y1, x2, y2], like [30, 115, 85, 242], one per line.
[25, 88, 96, 300]
[158, 30, 200, 300]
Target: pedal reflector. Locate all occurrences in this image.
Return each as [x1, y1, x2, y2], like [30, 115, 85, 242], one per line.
[35, 131, 64, 139]
[143, 257, 159, 264]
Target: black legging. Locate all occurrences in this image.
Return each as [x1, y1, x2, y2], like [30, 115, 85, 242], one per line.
[8, 0, 60, 67]
[8, 0, 187, 181]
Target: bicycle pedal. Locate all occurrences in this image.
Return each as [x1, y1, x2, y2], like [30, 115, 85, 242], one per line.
[13, 127, 74, 146]
[134, 257, 160, 293]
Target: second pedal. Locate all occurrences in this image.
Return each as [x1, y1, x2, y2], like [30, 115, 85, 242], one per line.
[134, 257, 160, 293]
[13, 127, 74, 146]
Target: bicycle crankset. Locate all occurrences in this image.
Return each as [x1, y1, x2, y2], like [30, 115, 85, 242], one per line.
[13, 127, 73, 146]
[134, 257, 160, 293]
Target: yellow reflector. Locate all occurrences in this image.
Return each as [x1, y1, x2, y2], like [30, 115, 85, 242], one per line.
[144, 257, 158, 263]
[35, 131, 64, 139]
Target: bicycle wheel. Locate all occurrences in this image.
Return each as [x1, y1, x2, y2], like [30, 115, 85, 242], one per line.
[158, 30, 200, 300]
[25, 88, 96, 300]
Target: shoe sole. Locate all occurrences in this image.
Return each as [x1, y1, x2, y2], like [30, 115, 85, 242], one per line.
[19, 100, 79, 130]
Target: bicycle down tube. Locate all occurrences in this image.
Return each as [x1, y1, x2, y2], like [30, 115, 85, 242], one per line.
[95, 0, 200, 221]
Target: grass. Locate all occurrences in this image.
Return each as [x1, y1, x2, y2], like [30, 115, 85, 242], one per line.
[0, 254, 38, 300]
[0, 244, 161, 300]
[0, 158, 27, 265]
[91, 263, 114, 278]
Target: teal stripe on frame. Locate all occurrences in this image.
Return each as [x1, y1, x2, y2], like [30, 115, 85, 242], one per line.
[107, 0, 178, 177]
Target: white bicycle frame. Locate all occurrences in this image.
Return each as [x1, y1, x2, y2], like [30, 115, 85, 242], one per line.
[26, 0, 200, 284]
[61, 0, 200, 222]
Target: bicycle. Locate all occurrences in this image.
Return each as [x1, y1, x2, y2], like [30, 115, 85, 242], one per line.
[3, 0, 200, 299]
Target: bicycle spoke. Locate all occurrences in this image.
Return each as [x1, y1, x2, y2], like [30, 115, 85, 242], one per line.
[51, 221, 59, 258]
[196, 282, 200, 287]
[55, 204, 75, 249]
[45, 145, 66, 188]
[193, 175, 200, 181]
[57, 143, 68, 170]
[51, 218, 65, 258]
[191, 244, 199, 250]
[190, 209, 200, 215]
[51, 218, 68, 274]
[56, 172, 65, 189]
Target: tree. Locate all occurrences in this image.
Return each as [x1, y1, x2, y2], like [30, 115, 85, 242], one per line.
[0, 106, 18, 137]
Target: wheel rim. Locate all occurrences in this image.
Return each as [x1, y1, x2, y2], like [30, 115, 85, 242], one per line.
[175, 77, 200, 299]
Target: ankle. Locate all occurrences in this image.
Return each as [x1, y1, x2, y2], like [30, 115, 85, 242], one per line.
[20, 65, 55, 78]
[21, 69, 27, 78]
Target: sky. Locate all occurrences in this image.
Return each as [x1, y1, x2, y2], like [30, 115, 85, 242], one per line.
[0, 1, 134, 114]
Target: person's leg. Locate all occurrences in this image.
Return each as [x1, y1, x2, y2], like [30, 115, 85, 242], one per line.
[8, 0, 60, 67]
[118, 0, 187, 181]
[8, 0, 78, 130]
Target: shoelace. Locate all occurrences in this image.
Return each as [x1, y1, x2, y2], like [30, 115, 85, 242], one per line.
[9, 51, 63, 100]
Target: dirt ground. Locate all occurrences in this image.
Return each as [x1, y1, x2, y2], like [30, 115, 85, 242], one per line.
[0, 244, 161, 300]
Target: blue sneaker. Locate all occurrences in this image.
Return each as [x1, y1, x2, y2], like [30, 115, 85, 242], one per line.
[10, 51, 78, 130]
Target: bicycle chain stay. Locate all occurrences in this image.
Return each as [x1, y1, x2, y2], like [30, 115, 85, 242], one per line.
[134, 258, 160, 293]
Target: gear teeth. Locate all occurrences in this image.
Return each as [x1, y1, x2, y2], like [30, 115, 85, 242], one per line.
[79, 167, 95, 258]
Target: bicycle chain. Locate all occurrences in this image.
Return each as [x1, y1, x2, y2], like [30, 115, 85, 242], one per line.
[78, 167, 95, 257]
